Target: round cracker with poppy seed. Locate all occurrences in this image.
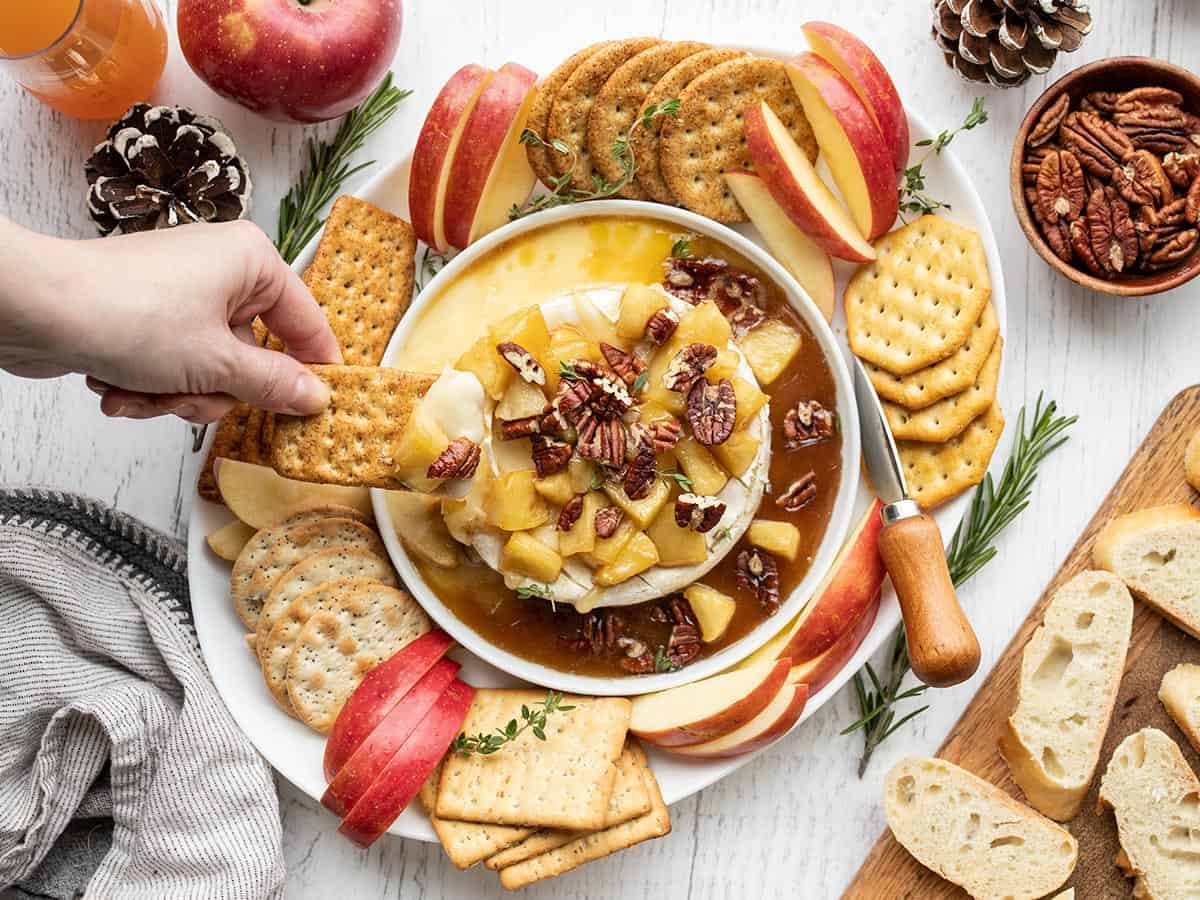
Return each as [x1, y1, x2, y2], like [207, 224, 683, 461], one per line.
[587, 41, 710, 200]
[547, 37, 661, 193]
[659, 56, 816, 224]
[633, 47, 747, 204]
[526, 42, 615, 188]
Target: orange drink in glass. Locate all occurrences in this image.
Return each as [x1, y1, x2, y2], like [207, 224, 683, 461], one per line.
[0, 0, 167, 120]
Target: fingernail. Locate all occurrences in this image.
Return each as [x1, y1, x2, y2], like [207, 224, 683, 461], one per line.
[287, 372, 331, 415]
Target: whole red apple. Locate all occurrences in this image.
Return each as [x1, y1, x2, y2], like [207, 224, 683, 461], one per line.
[178, 0, 402, 123]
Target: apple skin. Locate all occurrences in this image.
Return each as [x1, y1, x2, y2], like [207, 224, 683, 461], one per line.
[322, 629, 455, 781]
[177, 0, 402, 123]
[787, 53, 898, 241]
[338, 678, 475, 848]
[669, 683, 809, 760]
[788, 590, 881, 697]
[442, 62, 539, 251]
[408, 64, 493, 251]
[743, 101, 876, 263]
[322, 656, 459, 817]
[802, 21, 910, 174]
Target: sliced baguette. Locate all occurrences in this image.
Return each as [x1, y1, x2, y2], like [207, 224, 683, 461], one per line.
[1050, 891, 1074, 900]
[1099, 728, 1200, 900]
[999, 570, 1133, 820]
[1159, 663, 1200, 755]
[1186, 428, 1200, 492]
[1092, 503, 1200, 640]
[883, 756, 1077, 900]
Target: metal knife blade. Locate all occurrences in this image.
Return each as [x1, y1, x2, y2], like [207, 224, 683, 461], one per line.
[851, 356, 909, 506]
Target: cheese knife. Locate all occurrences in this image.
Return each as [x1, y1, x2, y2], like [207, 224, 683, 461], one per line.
[851, 356, 981, 687]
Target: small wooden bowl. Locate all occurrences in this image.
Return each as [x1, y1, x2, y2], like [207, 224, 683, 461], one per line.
[1010, 56, 1200, 297]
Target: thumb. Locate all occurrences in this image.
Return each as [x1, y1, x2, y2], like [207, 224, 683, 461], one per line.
[222, 339, 331, 415]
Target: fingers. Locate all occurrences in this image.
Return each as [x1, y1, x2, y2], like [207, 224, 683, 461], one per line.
[219, 341, 331, 416]
[92, 380, 238, 424]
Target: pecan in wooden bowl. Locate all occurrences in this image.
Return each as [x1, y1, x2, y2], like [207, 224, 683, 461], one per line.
[1011, 56, 1200, 297]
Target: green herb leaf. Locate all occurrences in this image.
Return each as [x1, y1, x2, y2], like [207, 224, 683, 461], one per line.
[452, 691, 573, 756]
[559, 360, 580, 382]
[660, 470, 693, 492]
[416, 246, 447, 292]
[897, 98, 987, 222]
[515, 583, 552, 601]
[653, 646, 679, 673]
[670, 237, 693, 259]
[589, 468, 606, 491]
[631, 370, 649, 394]
[711, 525, 732, 544]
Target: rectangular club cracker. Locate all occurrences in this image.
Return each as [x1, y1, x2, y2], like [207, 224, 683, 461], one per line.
[268, 365, 436, 489]
[484, 741, 652, 870]
[302, 195, 416, 367]
[436, 690, 631, 831]
[497, 762, 670, 890]
[419, 763, 536, 869]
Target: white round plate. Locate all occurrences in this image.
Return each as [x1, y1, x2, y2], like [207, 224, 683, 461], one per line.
[188, 83, 1006, 841]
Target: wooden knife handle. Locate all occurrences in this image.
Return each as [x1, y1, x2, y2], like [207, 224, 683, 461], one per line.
[877, 512, 980, 687]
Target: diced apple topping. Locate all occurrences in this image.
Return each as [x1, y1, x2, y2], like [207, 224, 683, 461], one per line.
[533, 470, 574, 506]
[683, 584, 737, 642]
[737, 318, 802, 385]
[646, 503, 708, 567]
[674, 437, 729, 495]
[594, 532, 659, 586]
[712, 429, 762, 478]
[485, 470, 548, 531]
[675, 300, 733, 348]
[501, 531, 562, 582]
[747, 519, 802, 561]
[602, 477, 670, 528]
[616, 283, 668, 339]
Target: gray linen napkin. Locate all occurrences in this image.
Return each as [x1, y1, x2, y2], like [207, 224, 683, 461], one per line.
[0, 488, 285, 899]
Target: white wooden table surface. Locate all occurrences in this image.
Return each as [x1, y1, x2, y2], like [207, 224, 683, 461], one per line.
[2, 2, 1198, 897]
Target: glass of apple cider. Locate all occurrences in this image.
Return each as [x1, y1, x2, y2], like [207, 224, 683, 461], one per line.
[0, 0, 167, 120]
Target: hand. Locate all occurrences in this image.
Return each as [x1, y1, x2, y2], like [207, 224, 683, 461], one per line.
[0, 217, 342, 424]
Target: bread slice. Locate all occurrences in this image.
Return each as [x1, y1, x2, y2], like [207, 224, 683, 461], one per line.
[1160, 663, 1200, 755]
[1099, 728, 1200, 899]
[1050, 891, 1074, 900]
[999, 570, 1133, 820]
[1093, 503, 1200, 639]
[1186, 428, 1200, 492]
[883, 756, 1078, 900]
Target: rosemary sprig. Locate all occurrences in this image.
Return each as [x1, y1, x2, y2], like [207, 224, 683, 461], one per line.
[898, 97, 987, 220]
[510, 99, 680, 220]
[275, 74, 412, 263]
[415, 246, 447, 293]
[451, 691, 576, 755]
[843, 394, 1076, 775]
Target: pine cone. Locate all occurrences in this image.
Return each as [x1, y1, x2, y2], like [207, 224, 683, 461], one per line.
[932, 0, 1093, 88]
[85, 104, 252, 236]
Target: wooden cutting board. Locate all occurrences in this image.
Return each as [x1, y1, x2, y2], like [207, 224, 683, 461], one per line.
[845, 386, 1200, 899]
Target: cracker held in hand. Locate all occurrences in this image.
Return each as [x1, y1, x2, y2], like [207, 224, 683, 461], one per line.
[302, 196, 416, 366]
[659, 56, 816, 224]
[269, 365, 437, 489]
[230, 514, 385, 630]
[497, 760, 670, 890]
[884, 337, 1003, 443]
[286, 582, 432, 733]
[587, 41, 709, 200]
[526, 42, 614, 187]
[484, 740, 652, 870]
[198, 405, 253, 501]
[436, 689, 630, 831]
[846, 215, 993, 375]
[419, 762, 535, 870]
[898, 403, 1005, 510]
[867, 302, 1000, 410]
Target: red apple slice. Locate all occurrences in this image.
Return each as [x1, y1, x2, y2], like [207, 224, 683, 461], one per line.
[744, 101, 876, 262]
[322, 656, 460, 816]
[442, 62, 539, 250]
[669, 682, 810, 759]
[338, 678, 475, 848]
[802, 21, 910, 174]
[789, 590, 881, 697]
[409, 64, 493, 252]
[786, 53, 898, 241]
[738, 499, 885, 670]
[630, 658, 792, 748]
[724, 171, 836, 323]
[323, 629, 455, 780]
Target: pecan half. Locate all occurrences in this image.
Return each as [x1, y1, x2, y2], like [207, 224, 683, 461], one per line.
[1163, 152, 1200, 190]
[1086, 186, 1138, 274]
[496, 341, 546, 386]
[1035, 149, 1085, 224]
[663, 343, 718, 392]
[674, 493, 726, 533]
[589, 373, 635, 420]
[594, 505, 623, 539]
[557, 493, 584, 532]
[1081, 91, 1121, 117]
[643, 307, 679, 346]
[666, 622, 702, 667]
[622, 439, 656, 501]
[617, 636, 654, 674]
[599, 342, 646, 387]
[776, 472, 818, 512]
[1115, 104, 1195, 155]
[737, 548, 780, 612]
[426, 437, 481, 480]
[686, 378, 736, 446]
[1027, 93, 1070, 148]
[576, 414, 626, 468]
[1069, 217, 1105, 276]
[498, 414, 542, 441]
[552, 376, 594, 426]
[1042, 216, 1075, 265]
[1114, 87, 1183, 113]
[664, 256, 763, 313]
[1188, 176, 1200, 225]
[1145, 228, 1199, 271]
[729, 304, 766, 339]
[644, 416, 682, 452]
[531, 435, 572, 478]
[1112, 149, 1175, 208]
[1061, 111, 1135, 178]
[783, 400, 837, 450]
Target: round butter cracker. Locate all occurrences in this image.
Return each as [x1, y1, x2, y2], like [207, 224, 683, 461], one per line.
[884, 336, 1003, 443]
[899, 403, 1005, 510]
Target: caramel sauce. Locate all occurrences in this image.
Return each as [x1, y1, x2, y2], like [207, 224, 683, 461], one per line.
[404, 217, 841, 678]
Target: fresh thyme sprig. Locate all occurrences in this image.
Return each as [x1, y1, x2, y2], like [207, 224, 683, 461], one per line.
[653, 646, 679, 673]
[670, 237, 693, 259]
[843, 394, 1076, 775]
[631, 370, 649, 394]
[451, 691, 576, 756]
[660, 470, 693, 492]
[898, 97, 987, 220]
[510, 99, 681, 220]
[275, 74, 412, 263]
[515, 584, 552, 601]
[559, 360, 580, 382]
